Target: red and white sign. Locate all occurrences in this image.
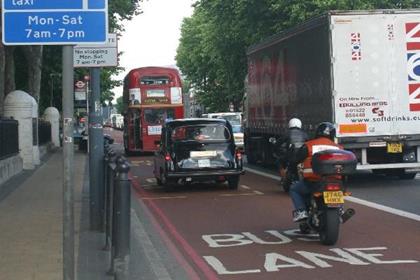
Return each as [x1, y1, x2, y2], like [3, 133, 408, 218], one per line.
[406, 22, 420, 112]
[75, 80, 86, 89]
[351, 32, 362, 61]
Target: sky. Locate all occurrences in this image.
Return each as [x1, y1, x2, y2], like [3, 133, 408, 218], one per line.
[113, 0, 195, 100]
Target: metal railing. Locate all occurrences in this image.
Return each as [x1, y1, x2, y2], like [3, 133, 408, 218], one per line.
[103, 143, 131, 280]
[38, 120, 51, 145]
[0, 118, 19, 160]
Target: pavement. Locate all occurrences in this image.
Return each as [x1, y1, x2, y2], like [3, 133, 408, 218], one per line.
[0, 148, 109, 280]
[0, 145, 190, 280]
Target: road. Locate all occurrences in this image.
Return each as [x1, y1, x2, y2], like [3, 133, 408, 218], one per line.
[107, 128, 420, 280]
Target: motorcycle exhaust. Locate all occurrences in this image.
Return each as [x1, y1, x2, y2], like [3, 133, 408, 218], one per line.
[341, 208, 355, 223]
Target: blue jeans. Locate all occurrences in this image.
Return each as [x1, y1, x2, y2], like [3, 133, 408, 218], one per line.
[289, 180, 318, 211]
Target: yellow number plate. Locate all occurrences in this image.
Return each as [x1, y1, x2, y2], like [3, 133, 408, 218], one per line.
[387, 143, 402, 153]
[323, 191, 344, 204]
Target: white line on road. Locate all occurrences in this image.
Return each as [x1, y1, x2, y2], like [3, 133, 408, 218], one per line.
[240, 185, 251, 190]
[244, 167, 281, 181]
[245, 166, 420, 222]
[345, 196, 420, 222]
[253, 190, 264, 195]
[220, 193, 258, 197]
[141, 196, 187, 200]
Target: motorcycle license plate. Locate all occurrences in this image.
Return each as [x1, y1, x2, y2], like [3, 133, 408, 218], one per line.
[323, 191, 344, 204]
[387, 143, 402, 153]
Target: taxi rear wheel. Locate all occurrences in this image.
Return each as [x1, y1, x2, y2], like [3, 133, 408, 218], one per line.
[228, 175, 239, 190]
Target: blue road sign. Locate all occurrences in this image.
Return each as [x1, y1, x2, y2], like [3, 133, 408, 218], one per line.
[2, 0, 108, 45]
[4, 0, 105, 10]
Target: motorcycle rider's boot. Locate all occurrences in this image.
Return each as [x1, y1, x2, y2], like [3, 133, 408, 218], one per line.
[293, 209, 308, 222]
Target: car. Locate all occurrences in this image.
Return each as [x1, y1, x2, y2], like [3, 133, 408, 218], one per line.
[153, 118, 244, 189]
[205, 112, 244, 150]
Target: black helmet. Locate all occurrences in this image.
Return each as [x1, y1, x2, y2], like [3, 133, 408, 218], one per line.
[315, 122, 336, 140]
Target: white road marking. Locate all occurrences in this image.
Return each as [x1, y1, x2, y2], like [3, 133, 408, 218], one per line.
[141, 196, 187, 200]
[240, 185, 251, 190]
[245, 166, 420, 222]
[146, 178, 156, 183]
[345, 196, 420, 222]
[131, 210, 173, 280]
[220, 193, 258, 197]
[244, 167, 281, 181]
[253, 190, 264, 195]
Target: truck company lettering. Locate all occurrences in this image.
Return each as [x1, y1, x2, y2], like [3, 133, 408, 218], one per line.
[202, 230, 418, 275]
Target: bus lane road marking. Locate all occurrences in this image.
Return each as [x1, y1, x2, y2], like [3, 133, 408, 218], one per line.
[244, 166, 420, 222]
[201, 229, 419, 275]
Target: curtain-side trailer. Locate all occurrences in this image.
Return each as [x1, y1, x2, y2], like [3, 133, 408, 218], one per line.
[244, 10, 420, 178]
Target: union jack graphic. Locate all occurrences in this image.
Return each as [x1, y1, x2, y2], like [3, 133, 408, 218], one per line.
[406, 23, 420, 111]
[351, 32, 361, 61]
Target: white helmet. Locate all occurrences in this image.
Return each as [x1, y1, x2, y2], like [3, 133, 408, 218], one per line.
[288, 118, 302, 129]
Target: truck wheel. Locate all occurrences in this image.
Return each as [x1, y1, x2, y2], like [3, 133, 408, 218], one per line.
[228, 176, 239, 190]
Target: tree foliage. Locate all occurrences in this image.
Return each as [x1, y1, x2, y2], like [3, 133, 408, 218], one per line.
[176, 0, 420, 112]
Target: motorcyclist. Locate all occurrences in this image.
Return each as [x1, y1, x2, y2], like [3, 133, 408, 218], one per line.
[289, 122, 343, 222]
[274, 118, 308, 182]
[283, 118, 308, 175]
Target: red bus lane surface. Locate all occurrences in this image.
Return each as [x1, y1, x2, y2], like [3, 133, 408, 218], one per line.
[129, 155, 420, 280]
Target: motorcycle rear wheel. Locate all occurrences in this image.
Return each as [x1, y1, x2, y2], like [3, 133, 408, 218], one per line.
[319, 208, 340, 245]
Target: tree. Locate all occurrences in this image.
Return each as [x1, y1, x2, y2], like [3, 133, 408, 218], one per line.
[115, 96, 124, 114]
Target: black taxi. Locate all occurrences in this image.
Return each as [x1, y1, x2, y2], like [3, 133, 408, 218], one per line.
[153, 118, 243, 189]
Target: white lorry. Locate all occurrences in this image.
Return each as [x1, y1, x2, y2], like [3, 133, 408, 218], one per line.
[245, 10, 420, 178]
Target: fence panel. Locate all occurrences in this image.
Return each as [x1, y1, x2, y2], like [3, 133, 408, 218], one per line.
[0, 118, 19, 160]
[38, 120, 51, 146]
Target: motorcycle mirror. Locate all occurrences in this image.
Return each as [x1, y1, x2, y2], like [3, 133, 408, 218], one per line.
[268, 137, 277, 144]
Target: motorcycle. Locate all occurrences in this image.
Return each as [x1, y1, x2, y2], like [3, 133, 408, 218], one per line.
[298, 149, 357, 245]
[268, 137, 303, 192]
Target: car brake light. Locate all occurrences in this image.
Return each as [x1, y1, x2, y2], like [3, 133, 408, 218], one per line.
[165, 153, 171, 161]
[236, 150, 242, 160]
[325, 184, 341, 191]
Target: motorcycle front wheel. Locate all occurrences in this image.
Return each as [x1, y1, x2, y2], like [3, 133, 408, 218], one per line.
[319, 208, 340, 245]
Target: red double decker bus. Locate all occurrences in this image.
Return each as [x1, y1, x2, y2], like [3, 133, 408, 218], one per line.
[122, 67, 184, 154]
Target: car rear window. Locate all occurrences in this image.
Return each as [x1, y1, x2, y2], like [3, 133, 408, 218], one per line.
[171, 124, 231, 142]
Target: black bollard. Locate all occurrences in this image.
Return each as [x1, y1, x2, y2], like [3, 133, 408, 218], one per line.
[113, 159, 131, 280]
[109, 156, 130, 277]
[104, 150, 116, 250]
